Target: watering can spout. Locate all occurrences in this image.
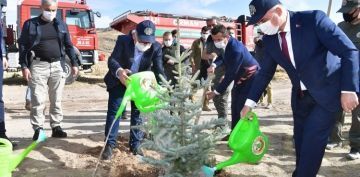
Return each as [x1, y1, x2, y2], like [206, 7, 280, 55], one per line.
[9, 130, 47, 171]
[215, 152, 245, 170]
[115, 85, 132, 119]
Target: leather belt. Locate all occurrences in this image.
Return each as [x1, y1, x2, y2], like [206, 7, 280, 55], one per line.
[34, 57, 60, 63]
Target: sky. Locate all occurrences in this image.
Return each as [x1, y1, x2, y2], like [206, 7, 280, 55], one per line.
[7, 0, 343, 28]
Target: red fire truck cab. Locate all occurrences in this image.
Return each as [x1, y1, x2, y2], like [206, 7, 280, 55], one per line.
[7, 0, 101, 84]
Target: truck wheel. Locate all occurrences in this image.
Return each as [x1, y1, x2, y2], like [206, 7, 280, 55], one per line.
[64, 57, 79, 85]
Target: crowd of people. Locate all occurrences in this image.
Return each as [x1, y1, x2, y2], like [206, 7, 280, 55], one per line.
[0, 0, 359, 177]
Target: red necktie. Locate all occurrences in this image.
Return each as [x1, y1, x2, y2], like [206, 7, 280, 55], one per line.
[280, 32, 304, 96]
[280, 32, 291, 62]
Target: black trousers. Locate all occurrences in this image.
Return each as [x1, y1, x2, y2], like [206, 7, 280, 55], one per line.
[0, 57, 5, 134]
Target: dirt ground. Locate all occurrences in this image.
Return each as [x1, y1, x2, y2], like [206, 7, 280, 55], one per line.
[3, 30, 359, 177]
[2, 67, 359, 177]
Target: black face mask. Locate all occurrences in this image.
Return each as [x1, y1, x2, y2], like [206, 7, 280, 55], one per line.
[255, 39, 263, 48]
[343, 13, 356, 23]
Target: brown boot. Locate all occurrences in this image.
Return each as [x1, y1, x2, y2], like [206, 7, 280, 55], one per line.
[202, 98, 211, 111]
[25, 100, 31, 111]
[190, 95, 195, 102]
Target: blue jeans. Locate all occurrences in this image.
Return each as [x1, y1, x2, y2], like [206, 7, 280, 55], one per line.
[105, 85, 144, 150]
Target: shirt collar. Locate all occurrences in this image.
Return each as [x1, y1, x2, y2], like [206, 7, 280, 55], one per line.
[282, 11, 291, 33]
[135, 48, 143, 55]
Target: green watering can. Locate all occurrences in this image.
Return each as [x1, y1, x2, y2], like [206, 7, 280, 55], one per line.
[201, 112, 269, 177]
[115, 71, 165, 119]
[0, 130, 47, 177]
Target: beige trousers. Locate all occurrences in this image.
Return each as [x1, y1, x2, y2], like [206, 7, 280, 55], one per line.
[29, 59, 65, 130]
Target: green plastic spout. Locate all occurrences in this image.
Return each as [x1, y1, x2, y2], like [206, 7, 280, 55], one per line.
[10, 130, 47, 172]
[215, 151, 246, 170]
[115, 85, 132, 119]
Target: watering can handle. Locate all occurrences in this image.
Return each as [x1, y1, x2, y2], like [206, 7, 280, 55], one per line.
[243, 111, 259, 124]
[0, 138, 12, 149]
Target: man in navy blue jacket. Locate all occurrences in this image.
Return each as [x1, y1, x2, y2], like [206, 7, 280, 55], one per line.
[102, 20, 165, 160]
[206, 25, 259, 132]
[241, 0, 360, 176]
[0, 17, 10, 144]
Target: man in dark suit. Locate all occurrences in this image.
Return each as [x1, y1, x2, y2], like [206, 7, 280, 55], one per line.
[206, 24, 259, 132]
[241, 0, 359, 176]
[102, 20, 165, 160]
[0, 13, 10, 143]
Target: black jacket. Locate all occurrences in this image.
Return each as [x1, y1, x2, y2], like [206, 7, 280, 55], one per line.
[18, 16, 78, 69]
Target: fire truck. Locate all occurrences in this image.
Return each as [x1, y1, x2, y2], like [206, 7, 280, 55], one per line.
[110, 10, 256, 50]
[5, 0, 101, 84]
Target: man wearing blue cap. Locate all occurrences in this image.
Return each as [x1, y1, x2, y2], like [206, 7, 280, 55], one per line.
[241, 0, 359, 176]
[102, 20, 166, 160]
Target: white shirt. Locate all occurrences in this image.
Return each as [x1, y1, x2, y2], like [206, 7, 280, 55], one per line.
[278, 12, 307, 91]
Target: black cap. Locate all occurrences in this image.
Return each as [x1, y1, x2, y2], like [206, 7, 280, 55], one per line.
[247, 0, 281, 26]
[136, 20, 156, 43]
[338, 0, 360, 13]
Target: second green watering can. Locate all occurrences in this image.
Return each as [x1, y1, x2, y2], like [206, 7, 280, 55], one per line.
[201, 112, 269, 177]
[0, 130, 47, 177]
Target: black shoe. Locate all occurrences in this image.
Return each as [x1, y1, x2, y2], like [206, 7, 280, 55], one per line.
[131, 147, 144, 156]
[33, 128, 43, 141]
[221, 135, 230, 141]
[0, 133, 9, 140]
[101, 144, 114, 160]
[51, 126, 67, 138]
[121, 111, 128, 120]
[0, 133, 18, 148]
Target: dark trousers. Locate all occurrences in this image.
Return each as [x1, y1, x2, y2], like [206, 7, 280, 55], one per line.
[230, 75, 256, 129]
[199, 59, 210, 80]
[292, 92, 336, 177]
[329, 96, 360, 150]
[0, 60, 5, 134]
[105, 85, 144, 150]
[213, 66, 229, 119]
[349, 103, 360, 150]
[329, 111, 345, 143]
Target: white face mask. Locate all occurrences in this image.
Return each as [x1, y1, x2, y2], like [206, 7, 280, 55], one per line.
[1, 6, 7, 13]
[42, 10, 57, 22]
[201, 33, 209, 40]
[136, 42, 151, 52]
[258, 19, 279, 35]
[164, 40, 173, 47]
[230, 33, 236, 38]
[214, 40, 227, 49]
